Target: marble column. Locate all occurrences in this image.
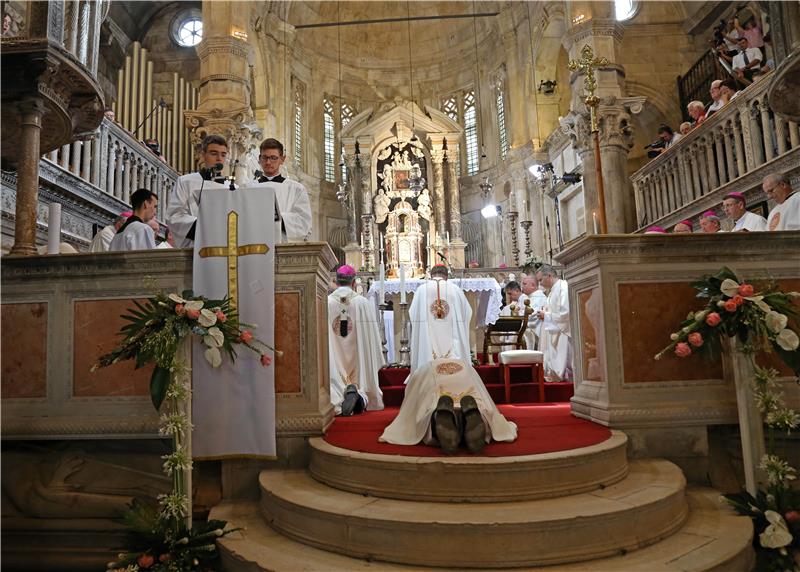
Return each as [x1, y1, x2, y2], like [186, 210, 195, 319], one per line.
[10, 98, 47, 256]
[430, 148, 446, 240]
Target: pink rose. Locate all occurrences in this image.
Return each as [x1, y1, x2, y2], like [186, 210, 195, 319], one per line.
[215, 310, 227, 323]
[175, 304, 185, 315]
[738, 284, 754, 297]
[137, 554, 155, 569]
[724, 299, 738, 313]
[705, 312, 721, 327]
[238, 330, 253, 344]
[674, 342, 692, 357]
[786, 511, 800, 523]
[260, 354, 272, 367]
[732, 295, 744, 306]
[186, 308, 201, 320]
[688, 332, 704, 347]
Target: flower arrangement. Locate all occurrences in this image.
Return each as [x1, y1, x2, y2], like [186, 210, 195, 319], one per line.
[656, 267, 800, 569]
[520, 256, 544, 275]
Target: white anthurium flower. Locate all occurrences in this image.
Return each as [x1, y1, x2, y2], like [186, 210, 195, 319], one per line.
[198, 308, 217, 328]
[765, 311, 789, 334]
[184, 300, 204, 312]
[759, 510, 793, 549]
[746, 296, 771, 313]
[204, 327, 224, 348]
[694, 310, 708, 322]
[169, 293, 186, 304]
[776, 328, 800, 352]
[204, 346, 222, 368]
[787, 292, 800, 298]
[720, 279, 740, 298]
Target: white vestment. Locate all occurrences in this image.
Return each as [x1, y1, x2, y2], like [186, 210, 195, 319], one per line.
[409, 278, 472, 374]
[167, 172, 229, 248]
[156, 241, 174, 249]
[539, 279, 573, 382]
[379, 358, 517, 446]
[256, 178, 313, 243]
[108, 219, 156, 252]
[767, 193, 800, 231]
[732, 211, 767, 232]
[328, 286, 385, 414]
[89, 224, 116, 252]
[526, 289, 548, 349]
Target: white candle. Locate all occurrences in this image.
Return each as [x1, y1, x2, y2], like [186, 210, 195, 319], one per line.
[399, 266, 406, 304]
[379, 262, 385, 304]
[592, 211, 599, 235]
[446, 231, 450, 244]
[47, 203, 61, 254]
[380, 233, 385, 264]
[360, 234, 365, 249]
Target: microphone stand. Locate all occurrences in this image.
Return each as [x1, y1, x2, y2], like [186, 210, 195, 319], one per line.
[133, 99, 167, 139]
[545, 217, 553, 265]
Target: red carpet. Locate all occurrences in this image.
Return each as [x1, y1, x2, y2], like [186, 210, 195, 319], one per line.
[323, 403, 612, 457]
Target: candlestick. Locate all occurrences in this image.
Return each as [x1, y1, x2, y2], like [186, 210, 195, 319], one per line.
[399, 266, 406, 304]
[593, 211, 599, 235]
[378, 302, 390, 364]
[47, 203, 61, 254]
[398, 301, 411, 367]
[379, 262, 385, 304]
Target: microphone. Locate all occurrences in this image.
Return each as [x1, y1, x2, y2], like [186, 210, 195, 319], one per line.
[228, 159, 239, 191]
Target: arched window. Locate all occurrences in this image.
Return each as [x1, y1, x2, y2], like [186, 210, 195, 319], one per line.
[171, 10, 203, 47]
[614, 0, 637, 21]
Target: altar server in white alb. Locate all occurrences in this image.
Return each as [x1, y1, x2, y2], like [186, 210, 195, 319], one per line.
[535, 264, 573, 382]
[328, 264, 385, 416]
[255, 138, 312, 243]
[89, 211, 130, 252]
[166, 134, 231, 248]
[108, 189, 158, 252]
[764, 174, 800, 231]
[522, 274, 547, 350]
[408, 265, 472, 374]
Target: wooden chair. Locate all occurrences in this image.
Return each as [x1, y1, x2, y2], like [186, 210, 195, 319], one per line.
[482, 299, 533, 365]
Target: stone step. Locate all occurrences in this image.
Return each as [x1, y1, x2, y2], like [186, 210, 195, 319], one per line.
[257, 459, 690, 568]
[213, 488, 753, 571]
[309, 431, 629, 502]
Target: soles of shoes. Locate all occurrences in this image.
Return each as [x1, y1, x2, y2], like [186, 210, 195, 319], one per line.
[461, 395, 486, 454]
[340, 384, 360, 417]
[434, 395, 461, 454]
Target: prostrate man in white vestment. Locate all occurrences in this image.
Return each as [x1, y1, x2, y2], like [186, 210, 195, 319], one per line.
[380, 357, 517, 454]
[764, 173, 800, 231]
[166, 134, 231, 248]
[535, 264, 573, 382]
[408, 264, 472, 374]
[255, 138, 312, 243]
[723, 191, 767, 232]
[108, 189, 158, 252]
[522, 274, 547, 350]
[328, 264, 385, 416]
[89, 212, 129, 252]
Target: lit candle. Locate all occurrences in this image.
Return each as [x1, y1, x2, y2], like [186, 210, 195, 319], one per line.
[399, 266, 406, 304]
[446, 231, 450, 244]
[47, 202, 61, 254]
[360, 234, 365, 249]
[592, 211, 599, 235]
[379, 262, 385, 304]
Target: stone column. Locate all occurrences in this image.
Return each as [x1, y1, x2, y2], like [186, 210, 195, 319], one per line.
[445, 143, 465, 268]
[430, 148, 446, 240]
[10, 98, 47, 256]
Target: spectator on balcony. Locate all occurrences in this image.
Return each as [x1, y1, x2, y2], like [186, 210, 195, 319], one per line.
[734, 13, 764, 49]
[109, 189, 158, 251]
[706, 80, 724, 117]
[687, 101, 706, 127]
[732, 37, 762, 83]
[673, 220, 693, 234]
[699, 211, 722, 233]
[657, 125, 682, 153]
[723, 191, 767, 232]
[720, 80, 740, 104]
[89, 211, 130, 253]
[764, 174, 800, 231]
[679, 122, 692, 136]
[143, 139, 167, 164]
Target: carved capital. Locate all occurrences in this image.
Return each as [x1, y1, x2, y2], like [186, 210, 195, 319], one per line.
[185, 107, 263, 166]
[431, 149, 445, 164]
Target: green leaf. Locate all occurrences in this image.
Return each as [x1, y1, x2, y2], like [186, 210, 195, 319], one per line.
[773, 342, 800, 376]
[713, 266, 739, 283]
[150, 366, 171, 410]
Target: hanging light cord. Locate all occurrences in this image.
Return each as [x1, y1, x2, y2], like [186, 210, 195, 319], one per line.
[337, 1, 343, 105]
[526, 2, 542, 150]
[406, 0, 416, 139]
[472, 0, 486, 159]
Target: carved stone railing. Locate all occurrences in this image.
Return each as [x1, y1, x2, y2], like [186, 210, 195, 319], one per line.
[631, 77, 800, 231]
[43, 118, 180, 221]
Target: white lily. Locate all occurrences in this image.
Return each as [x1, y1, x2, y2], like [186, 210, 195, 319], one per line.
[776, 328, 800, 352]
[204, 346, 222, 368]
[168, 293, 186, 304]
[759, 510, 793, 549]
[720, 278, 740, 298]
[765, 311, 789, 334]
[198, 308, 217, 328]
[204, 327, 224, 348]
[745, 295, 771, 313]
[185, 300, 204, 312]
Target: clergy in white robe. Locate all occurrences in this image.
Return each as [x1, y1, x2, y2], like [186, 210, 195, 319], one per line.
[499, 280, 529, 350]
[379, 357, 517, 446]
[535, 264, 573, 382]
[723, 191, 767, 232]
[522, 275, 547, 350]
[328, 265, 385, 415]
[764, 174, 800, 231]
[109, 189, 158, 252]
[89, 213, 128, 253]
[408, 265, 472, 374]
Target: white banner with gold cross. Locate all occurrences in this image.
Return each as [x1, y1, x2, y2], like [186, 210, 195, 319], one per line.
[191, 187, 276, 459]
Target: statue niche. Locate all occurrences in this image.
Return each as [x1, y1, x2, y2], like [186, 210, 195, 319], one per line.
[385, 199, 424, 278]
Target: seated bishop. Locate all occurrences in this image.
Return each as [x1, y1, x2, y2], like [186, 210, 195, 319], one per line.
[408, 265, 472, 374]
[379, 358, 517, 454]
[328, 265, 385, 416]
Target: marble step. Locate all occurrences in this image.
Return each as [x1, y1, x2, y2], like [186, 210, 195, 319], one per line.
[309, 431, 628, 502]
[257, 459, 690, 568]
[213, 488, 754, 572]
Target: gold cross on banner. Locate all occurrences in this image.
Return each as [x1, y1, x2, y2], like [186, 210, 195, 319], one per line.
[198, 211, 269, 311]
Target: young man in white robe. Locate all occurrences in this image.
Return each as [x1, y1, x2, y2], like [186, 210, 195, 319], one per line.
[499, 280, 529, 350]
[764, 173, 800, 231]
[89, 212, 129, 252]
[408, 265, 472, 374]
[328, 265, 385, 416]
[535, 264, 573, 382]
[108, 189, 158, 252]
[722, 191, 767, 232]
[254, 138, 312, 243]
[380, 357, 517, 454]
[522, 274, 547, 350]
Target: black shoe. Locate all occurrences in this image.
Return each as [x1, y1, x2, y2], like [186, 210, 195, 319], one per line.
[460, 395, 486, 454]
[432, 395, 461, 453]
[341, 384, 363, 416]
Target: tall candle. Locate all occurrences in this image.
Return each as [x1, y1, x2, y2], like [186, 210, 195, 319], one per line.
[47, 202, 61, 254]
[379, 262, 385, 303]
[446, 231, 450, 244]
[592, 211, 599, 235]
[360, 234, 365, 249]
[399, 266, 406, 304]
[380, 233, 385, 264]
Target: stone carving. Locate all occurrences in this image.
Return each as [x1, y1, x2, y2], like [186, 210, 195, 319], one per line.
[417, 188, 432, 221]
[373, 188, 391, 223]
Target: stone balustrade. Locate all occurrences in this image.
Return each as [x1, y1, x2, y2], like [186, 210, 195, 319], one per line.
[631, 76, 800, 231]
